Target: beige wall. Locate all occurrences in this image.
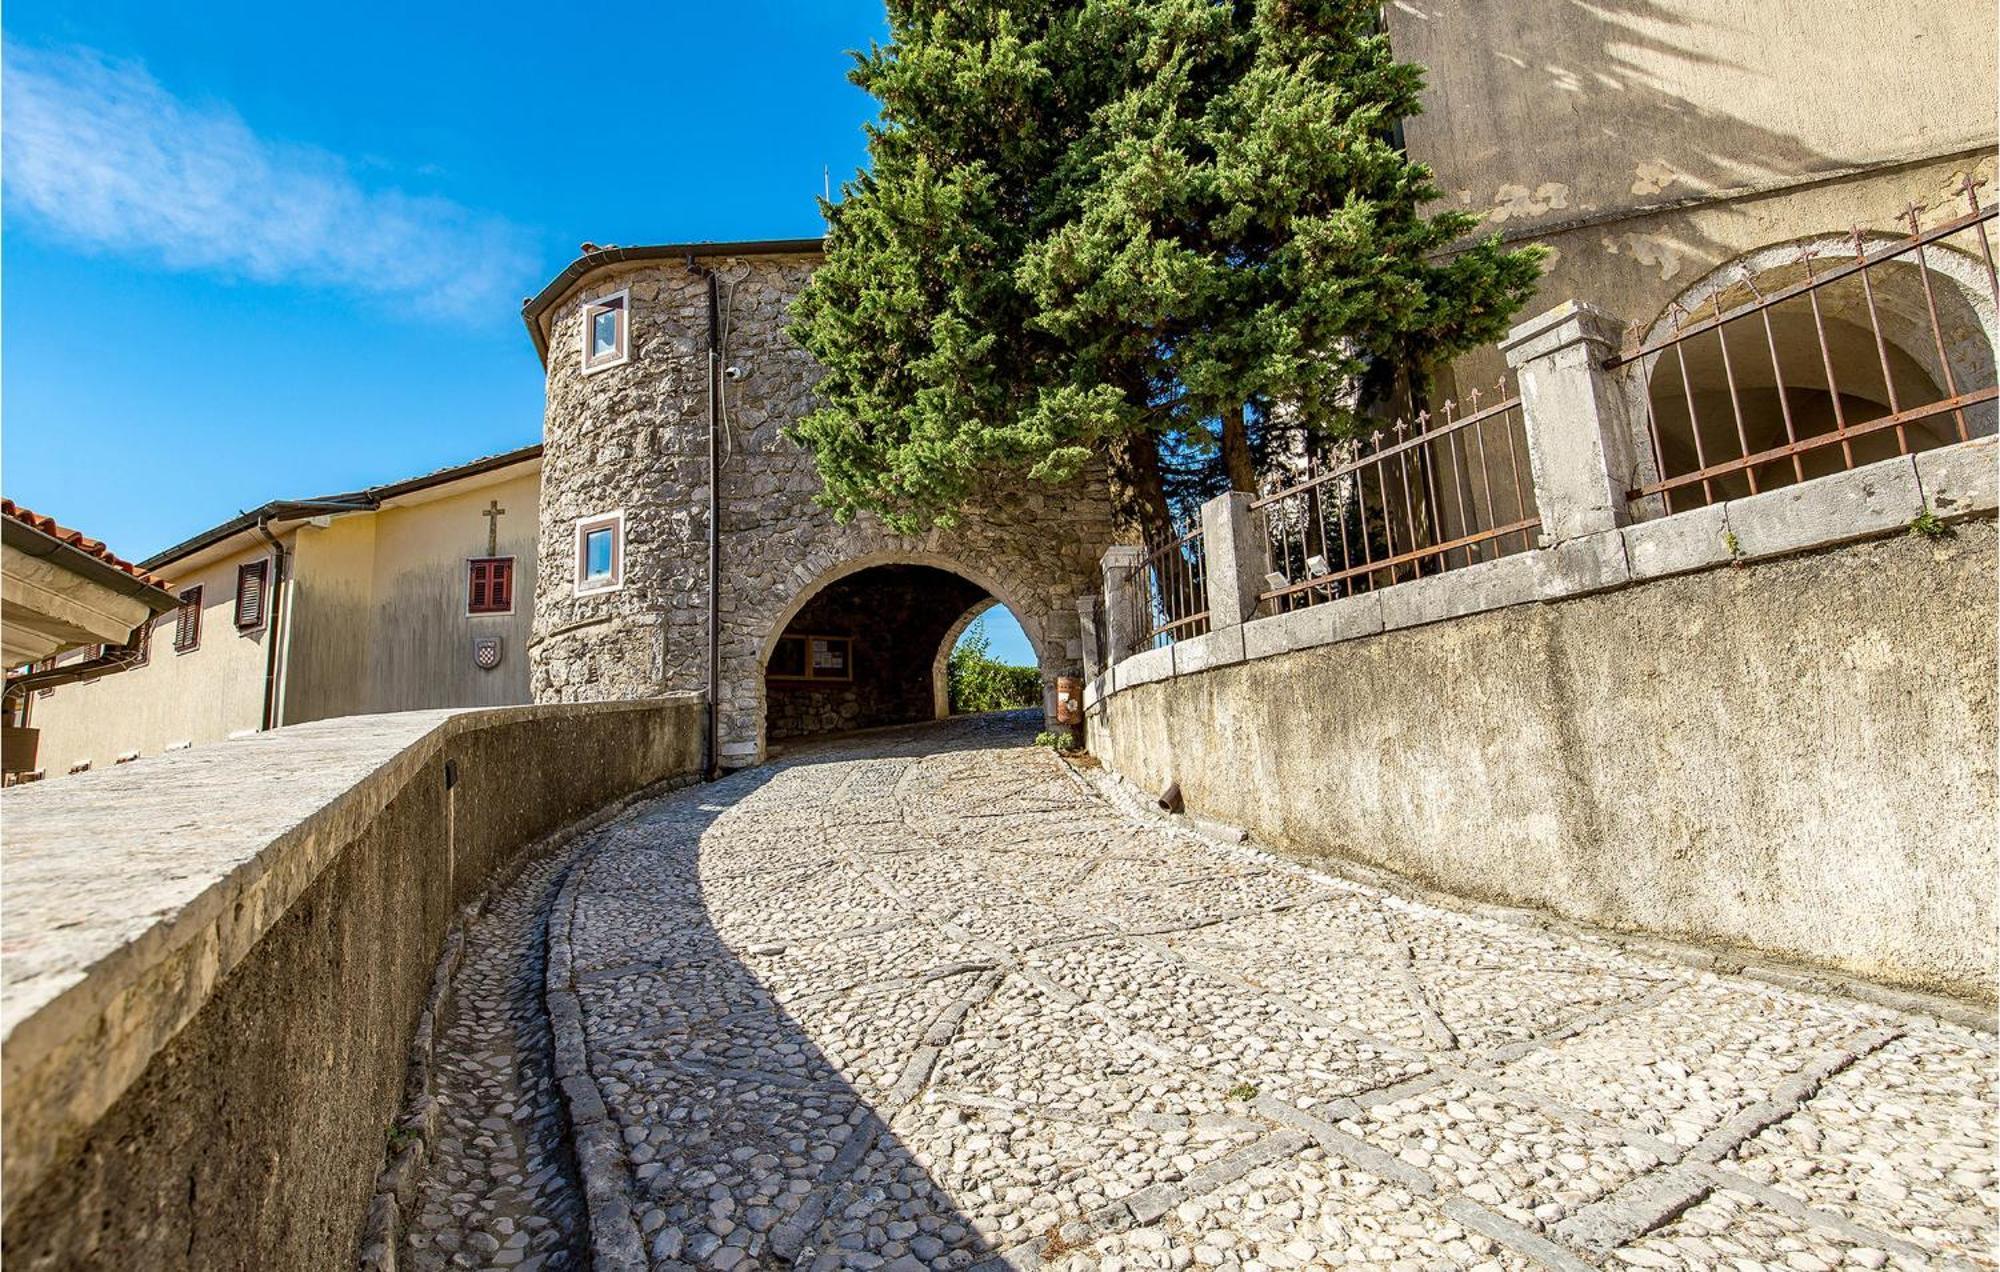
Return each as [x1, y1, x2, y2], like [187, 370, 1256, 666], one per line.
[28, 462, 542, 774]
[1384, 0, 1999, 389]
[285, 468, 539, 724]
[27, 539, 281, 777]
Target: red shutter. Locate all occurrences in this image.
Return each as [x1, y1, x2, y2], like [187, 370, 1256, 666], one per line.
[468, 559, 512, 614]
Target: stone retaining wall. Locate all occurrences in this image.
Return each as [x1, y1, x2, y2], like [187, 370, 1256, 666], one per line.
[1092, 521, 1996, 1001]
[0, 697, 705, 1270]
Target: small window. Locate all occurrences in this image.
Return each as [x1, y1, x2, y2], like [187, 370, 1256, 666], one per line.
[468, 557, 515, 614]
[173, 586, 203, 652]
[573, 511, 624, 595]
[581, 290, 630, 372]
[768, 634, 853, 682]
[235, 560, 269, 630]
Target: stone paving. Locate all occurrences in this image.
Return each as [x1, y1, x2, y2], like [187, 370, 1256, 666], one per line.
[446, 711, 1994, 1272]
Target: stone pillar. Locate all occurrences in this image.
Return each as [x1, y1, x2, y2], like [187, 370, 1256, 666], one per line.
[1199, 491, 1264, 629]
[1099, 545, 1144, 666]
[1501, 301, 1660, 543]
[1075, 595, 1104, 677]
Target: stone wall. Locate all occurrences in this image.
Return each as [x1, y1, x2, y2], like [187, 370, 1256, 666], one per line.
[765, 565, 990, 741]
[1093, 522, 1997, 1001]
[528, 253, 1120, 765]
[0, 698, 705, 1270]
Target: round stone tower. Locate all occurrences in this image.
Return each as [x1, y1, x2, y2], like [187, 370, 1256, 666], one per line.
[525, 244, 1117, 767]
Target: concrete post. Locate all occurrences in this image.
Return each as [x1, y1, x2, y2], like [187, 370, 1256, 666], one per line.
[1501, 301, 1660, 543]
[1199, 491, 1264, 629]
[1075, 595, 1104, 677]
[1099, 545, 1144, 666]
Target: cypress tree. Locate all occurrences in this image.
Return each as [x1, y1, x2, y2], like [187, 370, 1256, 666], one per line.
[791, 0, 1544, 538]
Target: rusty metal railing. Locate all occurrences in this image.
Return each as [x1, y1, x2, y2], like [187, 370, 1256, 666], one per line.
[1122, 521, 1209, 658]
[1252, 379, 1539, 611]
[1609, 178, 1998, 515]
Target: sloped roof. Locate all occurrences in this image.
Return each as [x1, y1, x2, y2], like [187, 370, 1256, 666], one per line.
[1, 500, 171, 590]
[139, 443, 544, 572]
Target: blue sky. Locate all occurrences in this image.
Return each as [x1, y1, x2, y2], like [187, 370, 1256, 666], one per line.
[2, 0, 1036, 664]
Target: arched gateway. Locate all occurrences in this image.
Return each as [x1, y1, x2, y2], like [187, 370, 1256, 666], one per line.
[521, 242, 1118, 767]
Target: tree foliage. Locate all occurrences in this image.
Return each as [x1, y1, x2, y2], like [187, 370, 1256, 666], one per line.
[791, 0, 1544, 535]
[946, 616, 1042, 713]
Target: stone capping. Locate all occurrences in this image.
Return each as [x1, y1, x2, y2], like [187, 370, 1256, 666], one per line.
[1087, 437, 1995, 703]
[0, 695, 701, 1211]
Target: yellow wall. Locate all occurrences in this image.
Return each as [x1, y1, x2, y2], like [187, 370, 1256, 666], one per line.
[27, 539, 281, 777]
[28, 461, 542, 777]
[285, 468, 540, 722]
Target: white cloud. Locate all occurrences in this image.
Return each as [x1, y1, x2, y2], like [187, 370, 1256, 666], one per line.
[3, 44, 533, 319]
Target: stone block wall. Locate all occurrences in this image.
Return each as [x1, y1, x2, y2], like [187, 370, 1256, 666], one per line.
[528, 253, 1120, 765]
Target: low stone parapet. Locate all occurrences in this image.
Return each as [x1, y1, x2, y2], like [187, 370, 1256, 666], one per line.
[0, 696, 705, 1269]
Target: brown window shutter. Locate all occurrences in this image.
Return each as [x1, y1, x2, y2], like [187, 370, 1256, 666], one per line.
[468, 558, 513, 614]
[235, 561, 268, 630]
[175, 585, 203, 651]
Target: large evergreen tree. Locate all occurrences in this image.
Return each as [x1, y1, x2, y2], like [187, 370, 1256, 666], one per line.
[791, 0, 1543, 539]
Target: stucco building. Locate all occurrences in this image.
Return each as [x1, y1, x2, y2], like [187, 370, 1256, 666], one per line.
[22, 447, 541, 777]
[1389, 0, 1996, 457]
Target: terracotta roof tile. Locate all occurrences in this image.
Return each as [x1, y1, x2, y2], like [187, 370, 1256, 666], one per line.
[2, 499, 171, 589]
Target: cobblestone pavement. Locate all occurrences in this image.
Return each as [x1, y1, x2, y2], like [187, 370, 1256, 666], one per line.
[407, 848, 586, 1270]
[538, 712, 1994, 1272]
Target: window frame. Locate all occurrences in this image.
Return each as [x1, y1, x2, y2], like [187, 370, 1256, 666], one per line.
[466, 555, 517, 616]
[580, 289, 631, 374]
[572, 510, 626, 596]
[173, 585, 204, 653]
[768, 633, 854, 683]
[234, 558, 270, 631]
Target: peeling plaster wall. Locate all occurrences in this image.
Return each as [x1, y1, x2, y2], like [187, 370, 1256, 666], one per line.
[1381, 0, 1999, 395]
[1388, 0, 1994, 241]
[531, 255, 1120, 765]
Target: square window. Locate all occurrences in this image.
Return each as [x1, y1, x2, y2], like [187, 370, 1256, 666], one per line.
[584, 529, 613, 578]
[581, 291, 629, 372]
[573, 511, 624, 595]
[468, 557, 515, 614]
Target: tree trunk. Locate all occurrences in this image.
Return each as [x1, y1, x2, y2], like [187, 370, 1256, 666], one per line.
[1221, 403, 1257, 494]
[1105, 431, 1174, 546]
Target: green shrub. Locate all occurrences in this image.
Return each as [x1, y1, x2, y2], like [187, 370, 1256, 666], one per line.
[1033, 730, 1079, 753]
[947, 617, 1042, 714]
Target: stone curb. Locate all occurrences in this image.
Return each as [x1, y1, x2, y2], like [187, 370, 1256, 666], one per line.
[1059, 755, 1994, 1034]
[541, 773, 704, 1272]
[356, 769, 700, 1271]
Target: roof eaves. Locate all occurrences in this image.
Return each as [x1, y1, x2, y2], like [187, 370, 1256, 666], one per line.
[519, 238, 826, 363]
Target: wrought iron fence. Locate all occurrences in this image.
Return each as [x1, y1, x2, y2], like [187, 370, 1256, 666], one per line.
[1251, 379, 1539, 612]
[1608, 179, 1998, 516]
[1121, 522, 1209, 658]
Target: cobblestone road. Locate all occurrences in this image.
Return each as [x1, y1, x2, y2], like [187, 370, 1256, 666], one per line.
[495, 712, 1992, 1272]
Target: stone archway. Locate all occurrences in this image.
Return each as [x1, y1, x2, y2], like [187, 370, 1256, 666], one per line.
[930, 598, 998, 720]
[1635, 231, 1997, 506]
[722, 547, 1059, 766]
